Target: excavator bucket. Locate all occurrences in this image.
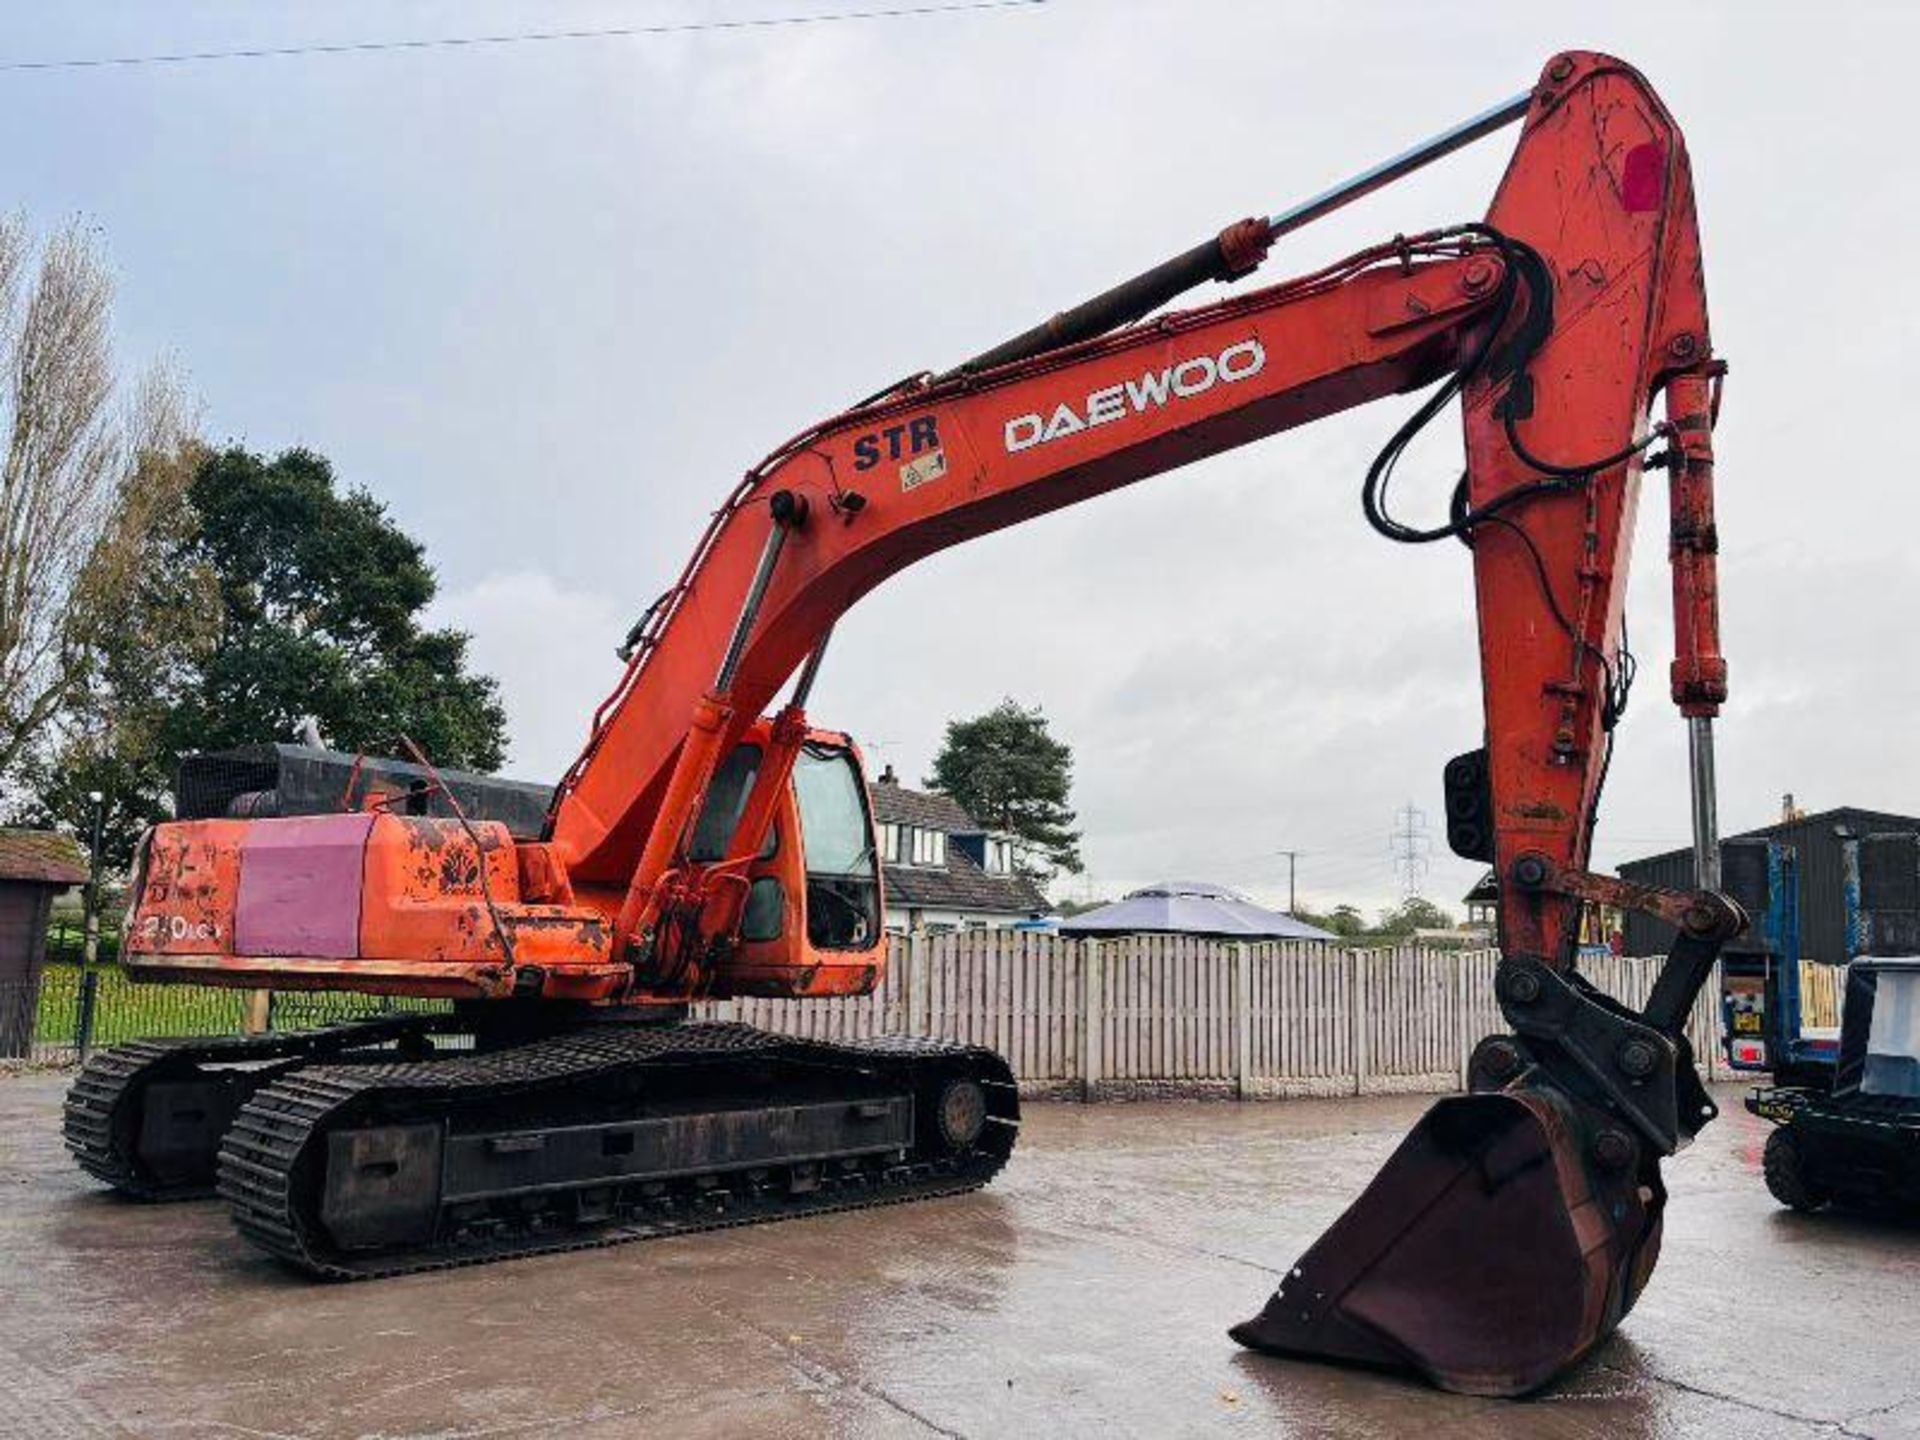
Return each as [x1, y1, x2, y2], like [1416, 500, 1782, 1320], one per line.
[1232, 1086, 1662, 1397]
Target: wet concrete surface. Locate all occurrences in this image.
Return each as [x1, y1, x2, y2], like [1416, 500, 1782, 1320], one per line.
[3, 1073, 1917, 1439]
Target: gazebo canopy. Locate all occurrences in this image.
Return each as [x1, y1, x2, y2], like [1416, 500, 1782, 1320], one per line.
[1059, 881, 1336, 941]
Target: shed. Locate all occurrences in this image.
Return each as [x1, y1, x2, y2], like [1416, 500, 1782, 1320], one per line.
[1059, 881, 1337, 941]
[1617, 806, 1920, 963]
[0, 829, 89, 1057]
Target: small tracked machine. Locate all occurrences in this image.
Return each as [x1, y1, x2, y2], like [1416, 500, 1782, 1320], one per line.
[71, 51, 1746, 1397]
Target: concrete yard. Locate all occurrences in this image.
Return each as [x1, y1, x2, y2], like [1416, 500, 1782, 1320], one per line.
[4, 1073, 1918, 1439]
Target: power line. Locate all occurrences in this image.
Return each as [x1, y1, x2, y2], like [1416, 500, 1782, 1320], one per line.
[1166, 823, 1402, 876]
[0, 1, 1045, 74]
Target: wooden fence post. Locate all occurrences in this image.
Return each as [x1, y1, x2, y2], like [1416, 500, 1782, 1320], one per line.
[1081, 939, 1104, 1102]
[1456, 951, 1473, 1091]
[1232, 943, 1252, 1099]
[904, 929, 929, 1037]
[1713, 959, 1725, 1081]
[1350, 948, 1369, 1096]
[894, 928, 910, 1035]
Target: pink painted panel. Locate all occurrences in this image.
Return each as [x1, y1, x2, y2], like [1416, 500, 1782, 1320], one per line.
[235, 813, 375, 958]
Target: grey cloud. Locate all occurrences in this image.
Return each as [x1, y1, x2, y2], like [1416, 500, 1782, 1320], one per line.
[15, 1, 1914, 915]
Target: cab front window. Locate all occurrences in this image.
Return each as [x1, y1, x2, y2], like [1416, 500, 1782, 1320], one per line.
[793, 744, 879, 950]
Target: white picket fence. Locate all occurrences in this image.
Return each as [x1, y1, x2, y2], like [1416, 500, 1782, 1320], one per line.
[697, 931, 1728, 1100]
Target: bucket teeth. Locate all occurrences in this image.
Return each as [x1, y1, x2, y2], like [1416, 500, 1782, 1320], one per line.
[1231, 1089, 1661, 1398]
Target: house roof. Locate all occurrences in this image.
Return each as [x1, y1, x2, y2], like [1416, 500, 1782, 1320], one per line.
[1059, 881, 1337, 941]
[869, 780, 976, 832]
[886, 847, 1050, 915]
[0, 829, 88, 887]
[868, 778, 1048, 916]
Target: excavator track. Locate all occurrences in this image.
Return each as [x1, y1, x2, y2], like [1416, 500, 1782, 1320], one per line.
[217, 1021, 1018, 1279]
[64, 1015, 450, 1201]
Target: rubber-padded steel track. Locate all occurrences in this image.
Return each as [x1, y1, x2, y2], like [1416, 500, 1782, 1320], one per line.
[63, 1015, 447, 1200]
[217, 1022, 1018, 1278]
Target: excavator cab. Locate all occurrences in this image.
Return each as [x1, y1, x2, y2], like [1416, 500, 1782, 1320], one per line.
[699, 730, 887, 998]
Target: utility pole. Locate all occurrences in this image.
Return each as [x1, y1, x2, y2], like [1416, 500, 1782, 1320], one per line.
[1278, 849, 1301, 914]
[78, 789, 105, 1062]
[82, 790, 105, 968]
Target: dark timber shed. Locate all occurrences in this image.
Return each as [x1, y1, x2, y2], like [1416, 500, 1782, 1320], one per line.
[1617, 806, 1920, 963]
[0, 828, 88, 1057]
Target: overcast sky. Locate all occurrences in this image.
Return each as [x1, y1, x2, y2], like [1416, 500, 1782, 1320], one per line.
[8, 1, 1909, 916]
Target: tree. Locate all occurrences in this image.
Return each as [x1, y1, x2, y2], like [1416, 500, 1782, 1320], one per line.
[156, 447, 507, 771]
[11, 441, 216, 869]
[926, 699, 1081, 877]
[15, 445, 510, 866]
[1296, 903, 1368, 940]
[0, 217, 189, 782]
[1374, 896, 1457, 938]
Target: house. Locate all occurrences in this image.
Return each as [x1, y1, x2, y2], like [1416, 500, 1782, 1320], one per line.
[869, 768, 1050, 934]
[1462, 871, 1499, 931]
[1617, 805, 1920, 963]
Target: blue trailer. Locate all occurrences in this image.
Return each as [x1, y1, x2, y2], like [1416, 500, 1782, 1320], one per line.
[1723, 830, 1917, 1087]
[1717, 837, 1839, 1088]
[1735, 831, 1920, 1212]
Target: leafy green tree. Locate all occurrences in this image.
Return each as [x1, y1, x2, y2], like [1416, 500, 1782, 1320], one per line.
[1374, 896, 1457, 938]
[158, 447, 506, 771]
[1296, 902, 1369, 940]
[14, 446, 508, 867]
[926, 699, 1082, 877]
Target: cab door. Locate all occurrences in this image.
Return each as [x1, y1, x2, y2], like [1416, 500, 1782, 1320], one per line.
[715, 735, 888, 998]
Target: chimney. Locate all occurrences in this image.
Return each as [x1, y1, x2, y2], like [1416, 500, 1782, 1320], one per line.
[879, 764, 898, 785]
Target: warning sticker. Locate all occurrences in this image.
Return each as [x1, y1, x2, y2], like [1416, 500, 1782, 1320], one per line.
[900, 448, 948, 493]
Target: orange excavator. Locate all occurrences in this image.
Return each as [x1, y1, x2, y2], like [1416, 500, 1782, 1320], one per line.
[68, 51, 1738, 1397]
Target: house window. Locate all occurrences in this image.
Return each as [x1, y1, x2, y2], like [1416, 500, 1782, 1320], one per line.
[879, 823, 947, 868]
[985, 838, 1012, 875]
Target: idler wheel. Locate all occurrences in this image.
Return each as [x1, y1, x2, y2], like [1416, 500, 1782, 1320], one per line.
[936, 1079, 988, 1150]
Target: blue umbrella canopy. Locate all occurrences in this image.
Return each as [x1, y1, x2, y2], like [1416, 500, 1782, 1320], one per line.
[1059, 881, 1337, 941]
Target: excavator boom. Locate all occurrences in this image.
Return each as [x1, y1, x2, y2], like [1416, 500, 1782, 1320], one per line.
[545, 52, 1725, 994]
